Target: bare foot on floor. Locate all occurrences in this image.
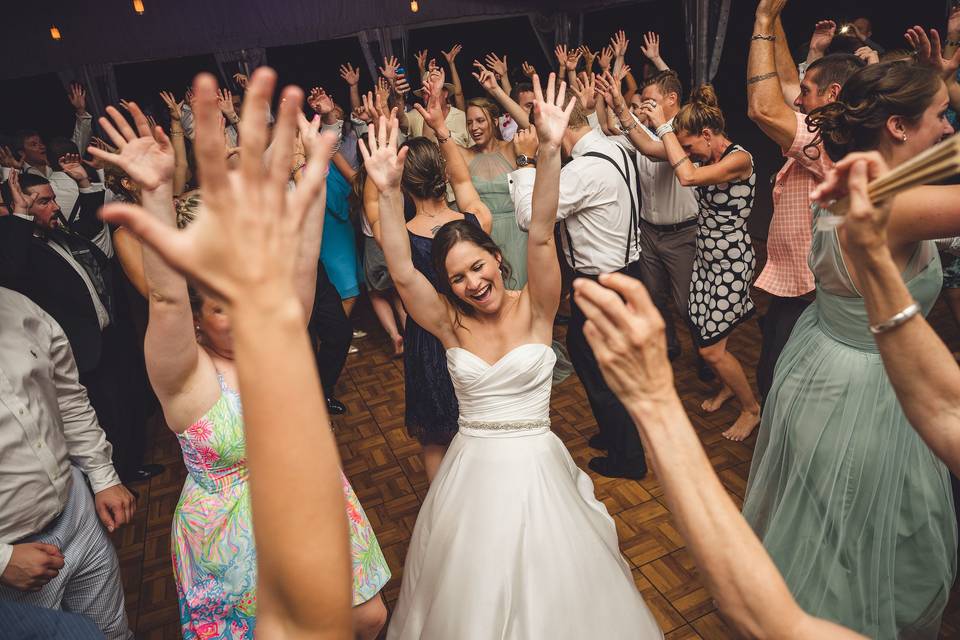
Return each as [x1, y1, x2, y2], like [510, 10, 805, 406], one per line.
[722, 409, 761, 441]
[393, 335, 404, 357]
[701, 386, 734, 413]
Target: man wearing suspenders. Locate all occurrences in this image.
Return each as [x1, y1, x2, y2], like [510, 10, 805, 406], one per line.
[510, 102, 647, 480]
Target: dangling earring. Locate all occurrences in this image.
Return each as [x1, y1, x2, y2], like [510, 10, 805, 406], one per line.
[195, 324, 203, 343]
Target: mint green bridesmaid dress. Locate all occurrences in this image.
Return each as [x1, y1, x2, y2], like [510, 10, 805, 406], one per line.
[742, 206, 957, 639]
[469, 151, 527, 289]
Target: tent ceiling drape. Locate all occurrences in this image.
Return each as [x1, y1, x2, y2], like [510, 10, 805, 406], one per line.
[6, 0, 650, 81]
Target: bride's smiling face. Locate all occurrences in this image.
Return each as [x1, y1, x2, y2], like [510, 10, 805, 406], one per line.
[444, 241, 505, 314]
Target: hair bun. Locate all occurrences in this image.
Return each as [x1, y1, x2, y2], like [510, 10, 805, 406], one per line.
[690, 84, 719, 109]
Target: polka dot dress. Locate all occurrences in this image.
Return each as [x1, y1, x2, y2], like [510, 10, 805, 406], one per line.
[688, 144, 757, 347]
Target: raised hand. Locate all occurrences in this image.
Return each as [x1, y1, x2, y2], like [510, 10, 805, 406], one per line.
[610, 30, 630, 58]
[573, 273, 675, 409]
[68, 83, 87, 114]
[99, 69, 332, 307]
[374, 77, 390, 114]
[512, 125, 538, 158]
[580, 45, 597, 71]
[640, 32, 662, 61]
[441, 44, 462, 64]
[88, 101, 174, 193]
[529, 72, 576, 148]
[159, 90, 183, 120]
[640, 99, 666, 128]
[57, 153, 89, 183]
[413, 69, 448, 133]
[810, 20, 836, 54]
[380, 55, 399, 82]
[565, 48, 583, 72]
[415, 49, 430, 72]
[233, 73, 249, 90]
[597, 46, 614, 72]
[855, 46, 880, 65]
[521, 60, 537, 78]
[217, 88, 237, 120]
[339, 63, 361, 86]
[0, 145, 24, 169]
[7, 170, 39, 214]
[484, 52, 509, 78]
[353, 103, 373, 124]
[394, 71, 411, 96]
[89, 136, 117, 154]
[472, 61, 499, 93]
[569, 72, 597, 111]
[185, 88, 196, 109]
[906, 26, 960, 79]
[307, 87, 335, 115]
[554, 44, 570, 68]
[359, 112, 409, 192]
[810, 150, 890, 208]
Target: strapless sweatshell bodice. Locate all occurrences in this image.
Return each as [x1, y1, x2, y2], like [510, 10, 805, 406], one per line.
[446, 343, 556, 435]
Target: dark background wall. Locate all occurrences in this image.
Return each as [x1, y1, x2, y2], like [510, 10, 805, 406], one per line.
[1, 0, 947, 237]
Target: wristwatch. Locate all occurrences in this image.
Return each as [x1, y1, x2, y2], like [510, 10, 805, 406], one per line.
[516, 154, 537, 168]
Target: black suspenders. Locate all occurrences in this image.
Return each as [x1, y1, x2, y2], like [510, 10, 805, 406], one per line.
[580, 147, 640, 269]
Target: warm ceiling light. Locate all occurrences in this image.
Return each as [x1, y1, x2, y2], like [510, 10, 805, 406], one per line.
[410, 0, 419, 12]
[50, 25, 62, 40]
[133, 0, 145, 14]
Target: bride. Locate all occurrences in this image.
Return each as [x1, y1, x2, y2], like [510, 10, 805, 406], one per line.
[363, 72, 663, 639]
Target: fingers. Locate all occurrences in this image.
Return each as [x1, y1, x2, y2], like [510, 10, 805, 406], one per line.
[266, 85, 304, 196]
[95, 499, 117, 532]
[235, 68, 275, 193]
[598, 272, 658, 319]
[846, 159, 872, 214]
[123, 101, 154, 138]
[572, 279, 621, 339]
[100, 107, 132, 148]
[36, 543, 63, 559]
[100, 202, 191, 274]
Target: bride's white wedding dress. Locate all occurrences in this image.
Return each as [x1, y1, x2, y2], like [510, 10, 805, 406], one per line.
[387, 343, 663, 639]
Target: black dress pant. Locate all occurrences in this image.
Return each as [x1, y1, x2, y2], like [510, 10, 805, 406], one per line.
[756, 294, 812, 404]
[567, 262, 646, 471]
[308, 262, 352, 398]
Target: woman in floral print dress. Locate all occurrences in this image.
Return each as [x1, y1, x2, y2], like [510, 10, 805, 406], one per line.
[91, 101, 390, 639]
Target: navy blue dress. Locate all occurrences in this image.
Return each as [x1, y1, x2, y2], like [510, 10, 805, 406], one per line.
[404, 213, 480, 445]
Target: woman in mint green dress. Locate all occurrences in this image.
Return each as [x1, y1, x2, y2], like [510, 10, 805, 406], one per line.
[458, 97, 527, 289]
[743, 61, 958, 639]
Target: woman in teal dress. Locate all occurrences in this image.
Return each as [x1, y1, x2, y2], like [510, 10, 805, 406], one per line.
[321, 162, 365, 312]
[742, 61, 959, 638]
[459, 97, 528, 289]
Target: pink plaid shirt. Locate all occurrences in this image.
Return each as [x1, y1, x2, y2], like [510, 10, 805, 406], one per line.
[755, 111, 832, 297]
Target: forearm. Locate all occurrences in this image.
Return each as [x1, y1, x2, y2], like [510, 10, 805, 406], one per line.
[528, 144, 560, 245]
[626, 397, 846, 640]
[434, 130, 475, 204]
[170, 122, 188, 196]
[623, 70, 638, 102]
[849, 244, 960, 474]
[349, 85, 361, 112]
[488, 85, 530, 129]
[649, 55, 669, 71]
[661, 132, 697, 184]
[448, 63, 466, 112]
[499, 74, 512, 96]
[595, 96, 614, 136]
[72, 112, 93, 155]
[747, 16, 798, 149]
[377, 187, 418, 285]
[773, 17, 800, 94]
[292, 180, 327, 318]
[230, 294, 352, 637]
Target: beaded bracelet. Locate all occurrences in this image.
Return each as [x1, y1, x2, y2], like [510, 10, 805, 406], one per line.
[655, 123, 674, 138]
[751, 34, 776, 42]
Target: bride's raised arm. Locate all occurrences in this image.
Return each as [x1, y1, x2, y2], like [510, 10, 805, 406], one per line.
[523, 73, 572, 328]
[360, 113, 457, 346]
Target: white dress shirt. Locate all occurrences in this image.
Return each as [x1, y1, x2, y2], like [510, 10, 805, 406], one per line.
[510, 129, 641, 275]
[0, 288, 120, 574]
[608, 120, 699, 226]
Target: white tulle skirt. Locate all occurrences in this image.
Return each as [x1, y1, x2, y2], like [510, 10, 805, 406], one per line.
[386, 425, 663, 640]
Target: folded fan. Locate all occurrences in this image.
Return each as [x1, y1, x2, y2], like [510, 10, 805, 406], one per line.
[816, 134, 960, 231]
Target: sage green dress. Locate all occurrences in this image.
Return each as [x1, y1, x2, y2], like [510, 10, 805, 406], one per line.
[742, 206, 957, 639]
[469, 151, 527, 289]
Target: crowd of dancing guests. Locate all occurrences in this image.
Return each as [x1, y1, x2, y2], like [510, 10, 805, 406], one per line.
[3, 0, 960, 637]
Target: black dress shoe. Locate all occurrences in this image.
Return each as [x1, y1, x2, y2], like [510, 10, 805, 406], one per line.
[667, 345, 681, 362]
[129, 464, 164, 483]
[326, 397, 347, 415]
[588, 434, 610, 450]
[588, 456, 647, 480]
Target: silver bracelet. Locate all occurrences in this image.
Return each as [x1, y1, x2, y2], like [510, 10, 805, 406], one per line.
[869, 302, 920, 335]
[655, 123, 674, 138]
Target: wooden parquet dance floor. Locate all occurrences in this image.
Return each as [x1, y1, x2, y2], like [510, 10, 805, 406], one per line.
[113, 245, 960, 639]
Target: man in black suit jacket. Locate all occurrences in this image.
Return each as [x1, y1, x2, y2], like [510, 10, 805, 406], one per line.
[0, 170, 153, 483]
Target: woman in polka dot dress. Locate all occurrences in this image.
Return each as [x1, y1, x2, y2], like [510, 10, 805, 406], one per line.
[643, 85, 761, 441]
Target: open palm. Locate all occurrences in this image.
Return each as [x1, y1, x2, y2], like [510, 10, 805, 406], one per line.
[359, 114, 408, 192]
[89, 103, 174, 192]
[530, 73, 575, 148]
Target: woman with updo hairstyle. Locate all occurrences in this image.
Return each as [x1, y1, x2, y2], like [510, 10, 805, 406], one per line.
[363, 94, 492, 480]
[742, 59, 960, 639]
[642, 84, 761, 441]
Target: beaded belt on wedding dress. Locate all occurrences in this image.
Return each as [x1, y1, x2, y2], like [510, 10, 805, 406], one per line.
[458, 418, 551, 432]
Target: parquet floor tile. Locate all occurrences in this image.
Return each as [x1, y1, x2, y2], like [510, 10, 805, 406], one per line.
[112, 240, 960, 639]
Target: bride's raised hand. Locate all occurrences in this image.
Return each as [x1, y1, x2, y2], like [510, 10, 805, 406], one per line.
[359, 110, 409, 193]
[99, 68, 330, 308]
[530, 72, 576, 150]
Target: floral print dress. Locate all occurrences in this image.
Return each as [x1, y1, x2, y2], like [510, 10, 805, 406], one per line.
[172, 375, 390, 639]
